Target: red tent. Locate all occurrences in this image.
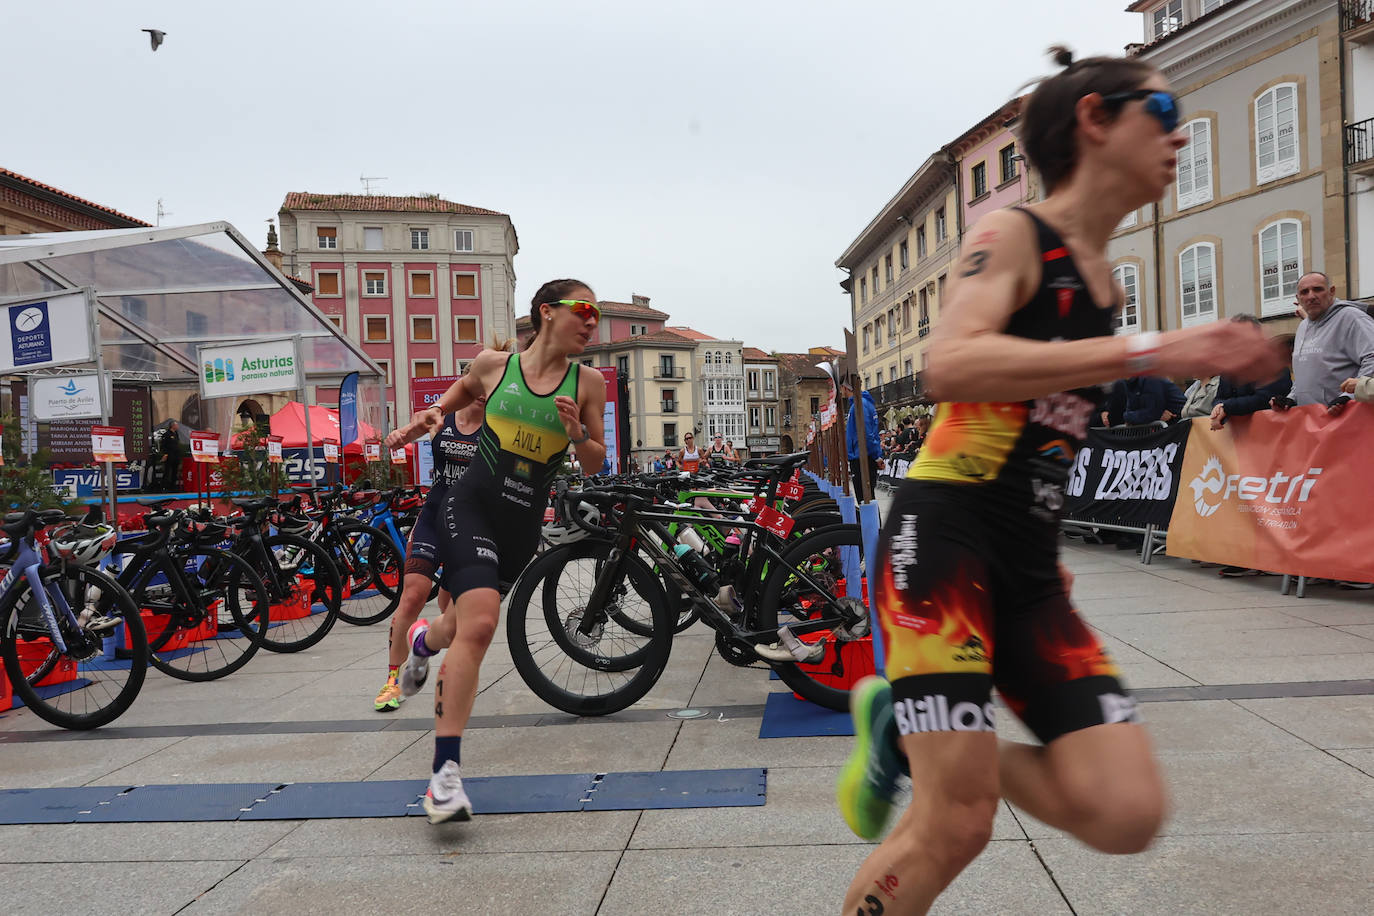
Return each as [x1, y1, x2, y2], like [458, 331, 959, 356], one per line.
[264, 402, 380, 452]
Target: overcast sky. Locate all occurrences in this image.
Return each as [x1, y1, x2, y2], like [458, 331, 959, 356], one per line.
[5, 1, 1144, 352]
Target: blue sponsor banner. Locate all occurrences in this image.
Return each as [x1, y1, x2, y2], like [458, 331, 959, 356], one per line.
[52, 467, 142, 497]
[283, 447, 330, 484]
[10, 300, 52, 366]
[339, 371, 359, 447]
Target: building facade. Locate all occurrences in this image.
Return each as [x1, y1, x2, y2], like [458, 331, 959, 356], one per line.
[1, 167, 149, 234]
[1342, 0, 1374, 299]
[743, 347, 781, 457]
[776, 349, 841, 454]
[837, 155, 959, 402]
[667, 327, 747, 451]
[953, 99, 1039, 240]
[1111, 0, 1352, 339]
[277, 192, 518, 424]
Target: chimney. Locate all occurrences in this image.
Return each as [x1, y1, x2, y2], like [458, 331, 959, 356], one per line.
[263, 220, 283, 271]
[631, 294, 651, 308]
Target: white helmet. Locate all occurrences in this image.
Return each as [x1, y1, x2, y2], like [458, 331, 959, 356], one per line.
[49, 522, 118, 565]
[541, 500, 601, 545]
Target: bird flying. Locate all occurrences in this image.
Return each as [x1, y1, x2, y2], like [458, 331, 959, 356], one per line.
[142, 29, 166, 51]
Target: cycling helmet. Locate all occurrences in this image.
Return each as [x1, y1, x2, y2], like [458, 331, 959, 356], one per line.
[276, 511, 314, 536]
[541, 500, 601, 545]
[48, 522, 119, 565]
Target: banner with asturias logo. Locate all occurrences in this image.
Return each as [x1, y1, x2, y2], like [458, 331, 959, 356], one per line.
[1166, 408, 1374, 581]
[197, 337, 302, 399]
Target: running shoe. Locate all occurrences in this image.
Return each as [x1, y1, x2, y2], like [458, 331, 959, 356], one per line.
[423, 759, 473, 824]
[836, 675, 903, 841]
[374, 676, 403, 712]
[400, 618, 431, 698]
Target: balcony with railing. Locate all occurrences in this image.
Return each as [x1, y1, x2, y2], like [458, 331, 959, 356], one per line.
[917, 316, 931, 338]
[870, 372, 926, 409]
[1341, 0, 1374, 39]
[700, 363, 741, 377]
[1348, 117, 1374, 176]
[654, 366, 685, 379]
[661, 399, 677, 414]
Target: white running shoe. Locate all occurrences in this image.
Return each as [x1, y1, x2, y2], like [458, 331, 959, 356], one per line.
[423, 760, 472, 824]
[400, 618, 431, 698]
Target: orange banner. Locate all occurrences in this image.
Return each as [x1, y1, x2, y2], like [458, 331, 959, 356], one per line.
[1167, 407, 1374, 581]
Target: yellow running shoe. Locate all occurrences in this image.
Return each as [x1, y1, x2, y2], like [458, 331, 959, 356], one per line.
[374, 677, 403, 712]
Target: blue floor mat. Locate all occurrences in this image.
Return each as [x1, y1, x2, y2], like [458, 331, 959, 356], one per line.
[0, 787, 131, 824]
[74, 783, 280, 822]
[406, 773, 597, 816]
[243, 780, 426, 820]
[9, 678, 93, 709]
[582, 768, 767, 811]
[758, 691, 854, 739]
[1, 769, 768, 823]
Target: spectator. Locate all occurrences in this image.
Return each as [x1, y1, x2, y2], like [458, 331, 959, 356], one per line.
[1103, 376, 1185, 426]
[841, 378, 882, 501]
[1209, 317, 1292, 430]
[723, 439, 740, 464]
[1274, 271, 1374, 414]
[1341, 375, 1374, 403]
[157, 420, 183, 493]
[1179, 375, 1220, 420]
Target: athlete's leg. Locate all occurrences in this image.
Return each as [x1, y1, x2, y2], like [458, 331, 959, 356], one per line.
[433, 586, 502, 737]
[387, 571, 437, 668]
[842, 731, 999, 916]
[998, 723, 1165, 854]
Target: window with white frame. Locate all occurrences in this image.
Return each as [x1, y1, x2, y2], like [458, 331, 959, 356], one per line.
[1176, 119, 1213, 209]
[412, 360, 437, 379]
[1255, 83, 1298, 184]
[862, 324, 871, 352]
[454, 229, 475, 252]
[750, 406, 761, 429]
[763, 370, 775, 391]
[411, 228, 429, 250]
[317, 227, 337, 249]
[363, 271, 387, 296]
[935, 207, 947, 242]
[903, 358, 912, 377]
[1112, 263, 1140, 334]
[765, 406, 775, 428]
[363, 227, 383, 250]
[374, 359, 391, 385]
[1259, 219, 1303, 316]
[452, 272, 478, 298]
[1201, 0, 1224, 13]
[747, 370, 759, 393]
[456, 359, 471, 375]
[1116, 210, 1138, 232]
[859, 277, 867, 304]
[1179, 243, 1217, 326]
[411, 315, 435, 342]
[875, 369, 884, 386]
[874, 316, 885, 348]
[455, 316, 479, 343]
[887, 308, 897, 344]
[364, 315, 390, 342]
[325, 314, 343, 331]
[889, 364, 897, 381]
[315, 270, 341, 297]
[1152, 0, 1183, 39]
[408, 271, 434, 297]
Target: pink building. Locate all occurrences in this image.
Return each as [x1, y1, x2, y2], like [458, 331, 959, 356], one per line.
[951, 98, 1038, 237]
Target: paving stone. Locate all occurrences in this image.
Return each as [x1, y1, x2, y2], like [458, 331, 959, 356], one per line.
[1236, 695, 1374, 749]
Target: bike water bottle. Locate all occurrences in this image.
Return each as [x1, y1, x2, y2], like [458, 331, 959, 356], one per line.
[673, 543, 718, 591]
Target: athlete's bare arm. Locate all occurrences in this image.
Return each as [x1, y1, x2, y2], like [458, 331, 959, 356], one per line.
[927, 209, 1282, 403]
[384, 350, 509, 449]
[560, 364, 607, 470]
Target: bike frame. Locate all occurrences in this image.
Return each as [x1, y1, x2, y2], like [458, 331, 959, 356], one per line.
[0, 533, 78, 653]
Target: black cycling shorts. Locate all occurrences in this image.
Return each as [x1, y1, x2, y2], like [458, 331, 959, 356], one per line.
[404, 483, 445, 579]
[875, 480, 1138, 744]
[438, 484, 541, 598]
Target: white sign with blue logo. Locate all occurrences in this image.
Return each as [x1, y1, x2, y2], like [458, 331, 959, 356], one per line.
[0, 291, 93, 373]
[32, 372, 107, 421]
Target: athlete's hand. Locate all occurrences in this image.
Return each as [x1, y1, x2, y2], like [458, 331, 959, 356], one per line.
[554, 395, 582, 439]
[1160, 322, 1284, 385]
[385, 407, 441, 448]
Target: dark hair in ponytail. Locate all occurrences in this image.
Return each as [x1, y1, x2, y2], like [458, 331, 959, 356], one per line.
[526, 278, 594, 346]
[1020, 44, 1156, 192]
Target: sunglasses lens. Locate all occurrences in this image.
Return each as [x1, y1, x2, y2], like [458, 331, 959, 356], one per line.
[1148, 93, 1180, 132]
[570, 302, 600, 322]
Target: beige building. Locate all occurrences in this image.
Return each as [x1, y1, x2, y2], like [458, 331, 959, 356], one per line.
[1112, 0, 1353, 337]
[743, 347, 781, 457]
[668, 327, 746, 450]
[836, 155, 959, 399]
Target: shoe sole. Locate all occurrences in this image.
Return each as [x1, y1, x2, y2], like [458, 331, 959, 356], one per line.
[374, 699, 401, 712]
[835, 676, 890, 841]
[423, 795, 473, 824]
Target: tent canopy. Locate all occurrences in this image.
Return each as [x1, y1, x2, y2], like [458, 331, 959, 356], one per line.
[261, 401, 380, 451]
[0, 222, 382, 386]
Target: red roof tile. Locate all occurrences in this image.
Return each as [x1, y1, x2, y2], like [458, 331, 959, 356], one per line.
[598, 300, 671, 320]
[632, 329, 699, 344]
[281, 191, 506, 216]
[742, 347, 775, 360]
[0, 167, 151, 227]
[666, 326, 717, 341]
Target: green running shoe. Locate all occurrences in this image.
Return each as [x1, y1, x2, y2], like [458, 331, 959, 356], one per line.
[836, 675, 902, 840]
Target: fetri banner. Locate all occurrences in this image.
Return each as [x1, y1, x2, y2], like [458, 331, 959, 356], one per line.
[1167, 407, 1374, 581]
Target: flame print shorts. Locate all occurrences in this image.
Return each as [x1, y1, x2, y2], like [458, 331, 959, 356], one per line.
[876, 481, 1138, 744]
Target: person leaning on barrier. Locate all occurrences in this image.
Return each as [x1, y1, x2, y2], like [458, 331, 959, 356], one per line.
[1272, 272, 1374, 415]
[1179, 374, 1220, 420]
[1208, 316, 1292, 430]
[1105, 374, 1185, 426]
[1341, 375, 1374, 403]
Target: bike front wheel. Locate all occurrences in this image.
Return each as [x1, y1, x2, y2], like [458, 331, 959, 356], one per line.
[333, 522, 405, 627]
[253, 534, 342, 653]
[0, 564, 147, 730]
[506, 540, 675, 716]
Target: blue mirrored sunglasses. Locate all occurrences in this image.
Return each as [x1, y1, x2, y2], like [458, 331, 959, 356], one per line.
[1100, 89, 1181, 134]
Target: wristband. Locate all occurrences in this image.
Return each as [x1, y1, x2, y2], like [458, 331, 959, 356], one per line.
[569, 424, 590, 445]
[1125, 331, 1161, 376]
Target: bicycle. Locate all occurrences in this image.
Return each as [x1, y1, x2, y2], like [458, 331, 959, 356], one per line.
[506, 453, 874, 715]
[0, 508, 148, 729]
[112, 501, 270, 681]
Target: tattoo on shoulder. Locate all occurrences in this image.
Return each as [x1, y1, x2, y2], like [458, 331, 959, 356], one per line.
[960, 250, 989, 278]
